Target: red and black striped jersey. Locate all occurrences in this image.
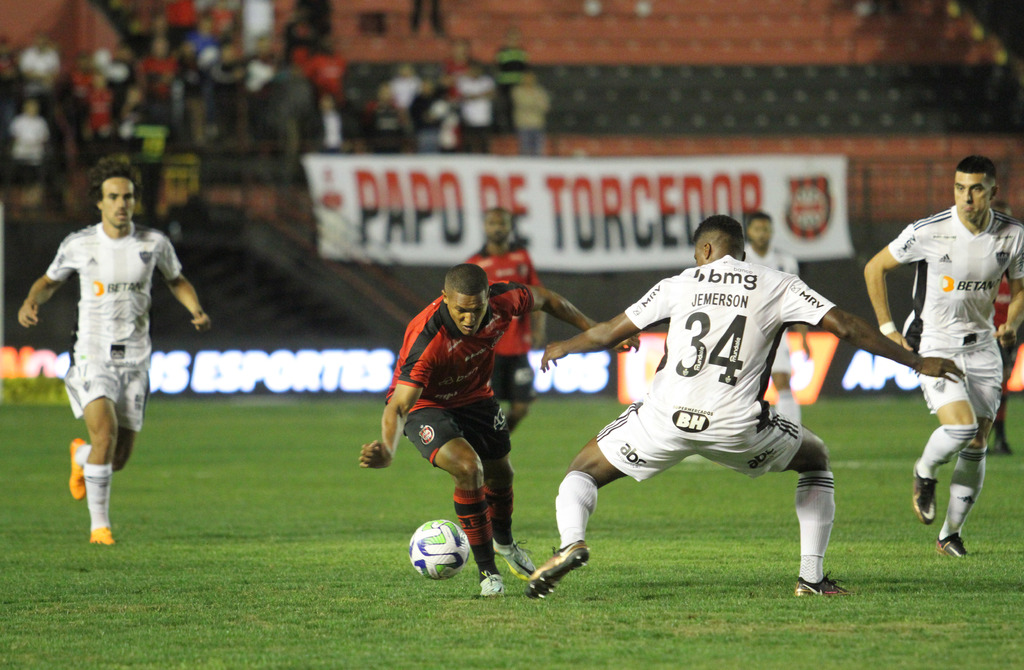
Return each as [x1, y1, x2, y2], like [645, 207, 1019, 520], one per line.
[387, 282, 534, 411]
[466, 246, 542, 356]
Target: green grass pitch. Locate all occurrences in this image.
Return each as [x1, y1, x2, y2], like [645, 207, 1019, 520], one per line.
[2, 395, 1023, 668]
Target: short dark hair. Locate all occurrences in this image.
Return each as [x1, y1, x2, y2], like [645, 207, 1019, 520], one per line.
[694, 215, 745, 256]
[88, 155, 139, 204]
[444, 263, 489, 296]
[955, 155, 996, 179]
[744, 210, 773, 229]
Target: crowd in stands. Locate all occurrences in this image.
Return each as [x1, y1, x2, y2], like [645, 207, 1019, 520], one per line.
[0, 0, 554, 210]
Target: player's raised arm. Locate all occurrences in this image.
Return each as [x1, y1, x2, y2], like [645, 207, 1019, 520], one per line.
[818, 307, 962, 381]
[541, 312, 641, 372]
[17, 275, 64, 327]
[360, 383, 422, 469]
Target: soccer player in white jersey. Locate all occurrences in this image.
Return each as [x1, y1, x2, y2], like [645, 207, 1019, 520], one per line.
[864, 155, 1024, 558]
[17, 156, 211, 545]
[525, 215, 961, 599]
[744, 211, 810, 423]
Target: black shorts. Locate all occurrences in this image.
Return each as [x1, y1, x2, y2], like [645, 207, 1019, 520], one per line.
[490, 354, 536, 403]
[404, 397, 511, 465]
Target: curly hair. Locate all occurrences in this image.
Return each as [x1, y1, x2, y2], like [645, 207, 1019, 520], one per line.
[87, 155, 140, 204]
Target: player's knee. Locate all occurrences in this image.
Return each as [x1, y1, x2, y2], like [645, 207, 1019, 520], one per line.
[446, 453, 484, 485]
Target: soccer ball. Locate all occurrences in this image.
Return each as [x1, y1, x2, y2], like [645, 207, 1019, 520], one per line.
[409, 520, 470, 580]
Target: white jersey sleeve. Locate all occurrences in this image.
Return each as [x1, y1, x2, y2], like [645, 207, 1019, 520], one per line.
[625, 256, 833, 445]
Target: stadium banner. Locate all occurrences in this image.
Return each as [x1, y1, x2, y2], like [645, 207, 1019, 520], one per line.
[301, 154, 851, 271]
[8, 342, 1024, 400]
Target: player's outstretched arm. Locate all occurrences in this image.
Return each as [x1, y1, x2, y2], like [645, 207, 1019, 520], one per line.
[18, 275, 64, 328]
[541, 313, 641, 372]
[530, 285, 639, 353]
[360, 383, 422, 469]
[819, 307, 962, 381]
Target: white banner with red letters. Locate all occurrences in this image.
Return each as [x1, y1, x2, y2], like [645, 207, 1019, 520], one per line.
[302, 154, 851, 271]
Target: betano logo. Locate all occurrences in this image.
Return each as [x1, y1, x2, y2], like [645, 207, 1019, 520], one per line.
[93, 281, 105, 296]
[617, 332, 839, 405]
[942, 276, 996, 293]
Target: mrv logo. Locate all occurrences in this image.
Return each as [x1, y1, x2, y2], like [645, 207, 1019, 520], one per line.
[672, 410, 710, 433]
[620, 444, 647, 466]
[695, 268, 757, 290]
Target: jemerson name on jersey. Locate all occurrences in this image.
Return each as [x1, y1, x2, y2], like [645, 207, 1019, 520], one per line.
[692, 292, 749, 308]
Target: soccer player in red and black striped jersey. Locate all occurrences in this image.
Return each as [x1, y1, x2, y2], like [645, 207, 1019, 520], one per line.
[466, 207, 546, 432]
[360, 263, 635, 596]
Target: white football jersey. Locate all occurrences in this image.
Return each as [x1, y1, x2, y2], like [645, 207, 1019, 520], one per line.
[625, 255, 834, 445]
[889, 206, 1024, 352]
[744, 243, 799, 275]
[45, 223, 183, 369]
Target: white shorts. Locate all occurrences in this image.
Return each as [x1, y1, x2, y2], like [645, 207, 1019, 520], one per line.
[595, 402, 803, 481]
[918, 344, 1001, 420]
[64, 363, 149, 432]
[771, 333, 792, 375]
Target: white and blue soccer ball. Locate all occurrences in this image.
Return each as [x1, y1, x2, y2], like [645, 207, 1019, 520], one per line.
[409, 520, 470, 580]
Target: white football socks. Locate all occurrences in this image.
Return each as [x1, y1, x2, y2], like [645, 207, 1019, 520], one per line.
[915, 424, 977, 480]
[74, 441, 92, 467]
[940, 447, 986, 539]
[83, 463, 113, 531]
[796, 471, 835, 583]
[556, 470, 598, 548]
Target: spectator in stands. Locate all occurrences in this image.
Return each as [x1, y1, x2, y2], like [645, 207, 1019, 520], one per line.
[175, 40, 206, 145]
[284, 6, 318, 67]
[116, 85, 148, 145]
[7, 98, 50, 207]
[83, 72, 115, 144]
[245, 35, 278, 142]
[298, 0, 332, 40]
[185, 15, 222, 142]
[19, 33, 60, 121]
[209, 42, 246, 143]
[437, 74, 461, 152]
[411, 0, 444, 36]
[66, 52, 96, 144]
[455, 61, 495, 153]
[318, 93, 342, 153]
[266, 63, 317, 164]
[104, 44, 138, 115]
[165, 0, 199, 47]
[494, 26, 528, 133]
[442, 38, 471, 93]
[302, 39, 347, 108]
[389, 63, 422, 112]
[140, 35, 178, 132]
[511, 70, 549, 156]
[208, 0, 241, 43]
[241, 0, 274, 55]
[0, 37, 19, 148]
[409, 78, 449, 153]
[363, 82, 408, 154]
